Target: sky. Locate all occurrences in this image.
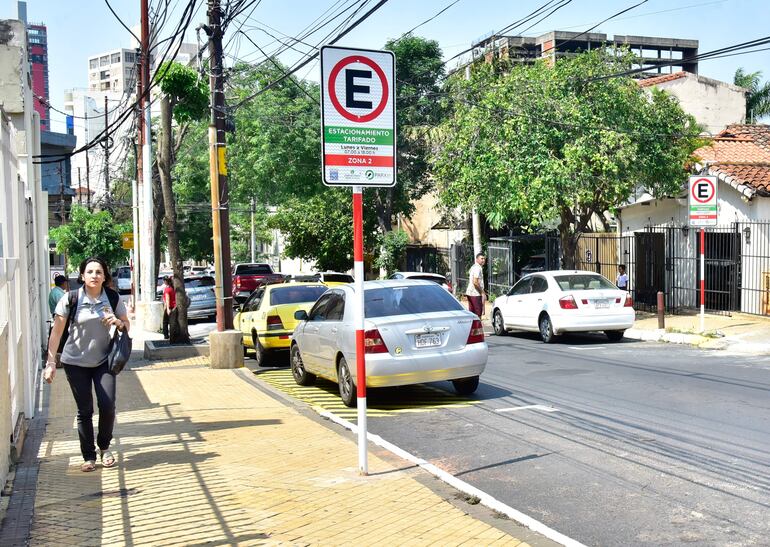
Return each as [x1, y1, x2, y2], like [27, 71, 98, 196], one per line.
[3, 0, 769, 133]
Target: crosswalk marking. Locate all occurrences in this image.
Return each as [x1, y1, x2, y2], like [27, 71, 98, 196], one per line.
[254, 368, 480, 420]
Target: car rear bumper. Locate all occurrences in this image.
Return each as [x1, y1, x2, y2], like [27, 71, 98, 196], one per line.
[187, 307, 216, 319]
[553, 312, 635, 333]
[362, 343, 488, 388]
[259, 331, 293, 350]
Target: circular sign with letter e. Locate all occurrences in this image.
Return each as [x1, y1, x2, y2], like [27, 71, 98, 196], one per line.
[688, 175, 718, 227]
[321, 46, 396, 187]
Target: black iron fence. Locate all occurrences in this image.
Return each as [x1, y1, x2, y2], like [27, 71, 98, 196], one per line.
[449, 222, 770, 316]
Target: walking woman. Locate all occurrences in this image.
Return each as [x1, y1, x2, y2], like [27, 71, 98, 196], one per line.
[44, 257, 130, 472]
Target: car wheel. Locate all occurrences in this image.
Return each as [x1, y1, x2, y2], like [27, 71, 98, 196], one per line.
[252, 333, 269, 367]
[539, 314, 557, 344]
[290, 344, 315, 386]
[492, 310, 507, 336]
[337, 356, 356, 408]
[452, 376, 480, 395]
[605, 330, 625, 342]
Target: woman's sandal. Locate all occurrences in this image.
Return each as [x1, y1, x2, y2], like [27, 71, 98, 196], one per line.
[81, 460, 96, 472]
[100, 449, 116, 468]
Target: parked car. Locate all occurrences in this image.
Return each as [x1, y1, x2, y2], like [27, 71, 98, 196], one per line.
[289, 272, 355, 286]
[290, 280, 488, 407]
[113, 266, 132, 294]
[232, 263, 285, 303]
[491, 270, 635, 343]
[184, 275, 217, 320]
[235, 283, 328, 366]
[388, 271, 452, 293]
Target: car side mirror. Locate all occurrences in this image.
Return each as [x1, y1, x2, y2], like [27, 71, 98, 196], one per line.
[294, 310, 308, 321]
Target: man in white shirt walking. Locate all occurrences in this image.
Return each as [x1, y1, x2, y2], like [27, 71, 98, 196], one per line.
[465, 253, 486, 318]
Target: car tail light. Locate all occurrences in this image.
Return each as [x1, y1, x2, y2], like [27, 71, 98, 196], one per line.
[234, 277, 241, 289]
[624, 294, 634, 307]
[446, 281, 453, 293]
[466, 319, 484, 344]
[364, 329, 388, 354]
[559, 296, 578, 309]
[266, 315, 284, 330]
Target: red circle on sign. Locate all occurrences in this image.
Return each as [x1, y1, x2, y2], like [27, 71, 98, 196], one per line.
[691, 178, 716, 203]
[328, 55, 389, 123]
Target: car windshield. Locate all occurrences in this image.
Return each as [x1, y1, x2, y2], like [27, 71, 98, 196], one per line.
[185, 276, 215, 288]
[117, 269, 130, 278]
[365, 284, 463, 318]
[270, 285, 327, 305]
[235, 264, 272, 275]
[323, 274, 353, 283]
[554, 274, 616, 291]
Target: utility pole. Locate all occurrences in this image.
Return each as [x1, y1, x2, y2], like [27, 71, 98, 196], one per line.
[140, 0, 155, 306]
[464, 65, 482, 257]
[132, 137, 140, 313]
[77, 167, 81, 206]
[59, 164, 66, 224]
[103, 95, 110, 204]
[84, 109, 91, 211]
[134, 50, 143, 302]
[206, 0, 234, 331]
[250, 196, 256, 262]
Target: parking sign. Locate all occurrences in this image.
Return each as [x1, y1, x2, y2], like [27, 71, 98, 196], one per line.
[688, 176, 718, 227]
[321, 46, 396, 187]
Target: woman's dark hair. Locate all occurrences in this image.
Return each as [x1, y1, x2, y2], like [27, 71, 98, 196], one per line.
[78, 257, 112, 286]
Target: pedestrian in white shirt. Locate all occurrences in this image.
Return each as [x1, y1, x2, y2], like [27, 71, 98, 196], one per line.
[465, 253, 486, 317]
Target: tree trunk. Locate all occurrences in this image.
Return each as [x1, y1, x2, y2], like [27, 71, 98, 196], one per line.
[559, 211, 578, 270]
[152, 161, 164, 283]
[158, 95, 190, 344]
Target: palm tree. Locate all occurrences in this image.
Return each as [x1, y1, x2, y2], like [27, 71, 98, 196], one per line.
[734, 68, 770, 123]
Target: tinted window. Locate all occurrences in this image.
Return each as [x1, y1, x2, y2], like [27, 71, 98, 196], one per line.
[185, 276, 215, 288]
[246, 288, 264, 311]
[270, 286, 327, 305]
[326, 293, 345, 321]
[308, 294, 334, 321]
[235, 264, 272, 275]
[323, 274, 353, 283]
[408, 275, 446, 284]
[365, 284, 463, 318]
[530, 276, 548, 293]
[554, 274, 615, 291]
[508, 278, 532, 296]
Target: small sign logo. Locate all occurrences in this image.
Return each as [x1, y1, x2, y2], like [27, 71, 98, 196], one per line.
[329, 169, 339, 181]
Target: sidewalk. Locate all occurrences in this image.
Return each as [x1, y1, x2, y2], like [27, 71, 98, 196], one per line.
[0, 328, 558, 547]
[482, 301, 770, 353]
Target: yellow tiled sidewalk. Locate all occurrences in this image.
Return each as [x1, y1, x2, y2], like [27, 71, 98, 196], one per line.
[28, 355, 547, 546]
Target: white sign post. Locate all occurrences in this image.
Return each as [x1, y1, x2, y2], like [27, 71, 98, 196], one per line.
[321, 46, 396, 476]
[688, 175, 718, 332]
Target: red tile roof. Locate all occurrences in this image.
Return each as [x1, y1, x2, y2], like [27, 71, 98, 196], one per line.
[638, 71, 688, 88]
[694, 124, 770, 198]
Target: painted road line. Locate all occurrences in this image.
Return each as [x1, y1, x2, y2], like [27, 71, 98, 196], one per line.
[321, 411, 587, 547]
[568, 346, 606, 350]
[497, 405, 559, 413]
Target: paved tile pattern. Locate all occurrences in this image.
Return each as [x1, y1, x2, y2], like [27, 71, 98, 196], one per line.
[254, 368, 481, 420]
[23, 365, 530, 546]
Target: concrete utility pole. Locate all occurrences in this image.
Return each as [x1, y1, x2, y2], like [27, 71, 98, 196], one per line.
[134, 51, 143, 304]
[84, 109, 91, 211]
[250, 196, 256, 262]
[206, 0, 234, 331]
[103, 95, 110, 202]
[465, 65, 482, 257]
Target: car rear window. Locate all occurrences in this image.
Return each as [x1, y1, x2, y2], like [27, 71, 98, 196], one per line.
[185, 276, 215, 288]
[365, 284, 463, 318]
[323, 274, 354, 283]
[270, 286, 327, 305]
[235, 264, 273, 275]
[117, 269, 130, 278]
[554, 274, 615, 291]
[407, 275, 445, 284]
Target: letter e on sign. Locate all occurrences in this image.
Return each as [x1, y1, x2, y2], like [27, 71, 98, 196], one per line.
[688, 175, 718, 227]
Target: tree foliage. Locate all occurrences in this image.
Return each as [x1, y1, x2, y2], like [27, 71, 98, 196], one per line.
[374, 229, 409, 276]
[431, 49, 702, 267]
[50, 205, 131, 272]
[734, 67, 770, 123]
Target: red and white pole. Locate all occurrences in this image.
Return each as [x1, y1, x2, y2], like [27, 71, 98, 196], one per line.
[353, 185, 368, 475]
[700, 228, 705, 332]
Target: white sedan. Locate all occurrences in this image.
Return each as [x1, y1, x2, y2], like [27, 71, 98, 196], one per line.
[290, 280, 488, 407]
[491, 270, 635, 343]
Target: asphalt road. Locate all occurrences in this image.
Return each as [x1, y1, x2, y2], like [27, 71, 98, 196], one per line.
[364, 332, 770, 546]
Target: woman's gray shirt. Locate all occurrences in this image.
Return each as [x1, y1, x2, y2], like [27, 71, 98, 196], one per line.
[55, 287, 127, 368]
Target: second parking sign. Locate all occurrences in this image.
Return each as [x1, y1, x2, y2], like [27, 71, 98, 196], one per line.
[320, 46, 396, 187]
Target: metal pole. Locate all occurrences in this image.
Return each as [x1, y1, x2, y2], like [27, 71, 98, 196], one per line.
[132, 138, 140, 312]
[77, 167, 81, 205]
[84, 109, 91, 211]
[657, 291, 665, 329]
[207, 0, 234, 330]
[135, 53, 143, 302]
[59, 165, 65, 224]
[103, 95, 110, 202]
[353, 185, 367, 475]
[700, 228, 705, 332]
[250, 196, 256, 263]
[141, 0, 154, 304]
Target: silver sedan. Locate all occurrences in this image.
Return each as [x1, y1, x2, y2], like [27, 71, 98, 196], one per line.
[290, 280, 488, 407]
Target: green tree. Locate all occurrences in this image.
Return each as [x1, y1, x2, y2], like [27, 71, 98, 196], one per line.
[374, 230, 409, 277]
[50, 205, 131, 272]
[431, 49, 702, 267]
[155, 61, 209, 342]
[734, 67, 770, 123]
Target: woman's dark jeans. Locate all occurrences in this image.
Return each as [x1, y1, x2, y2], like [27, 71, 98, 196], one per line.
[63, 362, 116, 461]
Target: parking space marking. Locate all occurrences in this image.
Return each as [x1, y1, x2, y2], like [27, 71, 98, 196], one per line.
[254, 368, 480, 420]
[496, 404, 559, 413]
[568, 346, 606, 350]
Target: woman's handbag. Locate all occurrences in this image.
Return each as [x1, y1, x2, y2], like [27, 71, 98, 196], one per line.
[107, 328, 132, 375]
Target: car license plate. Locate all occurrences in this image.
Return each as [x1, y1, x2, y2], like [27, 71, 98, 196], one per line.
[415, 333, 441, 348]
[594, 299, 609, 309]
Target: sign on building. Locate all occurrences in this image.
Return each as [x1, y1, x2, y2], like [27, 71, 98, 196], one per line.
[320, 46, 396, 187]
[688, 175, 718, 227]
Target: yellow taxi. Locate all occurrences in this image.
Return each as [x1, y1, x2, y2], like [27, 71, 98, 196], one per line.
[234, 282, 328, 366]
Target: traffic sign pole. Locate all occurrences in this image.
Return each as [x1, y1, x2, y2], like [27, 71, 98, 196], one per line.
[700, 228, 705, 332]
[353, 185, 367, 475]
